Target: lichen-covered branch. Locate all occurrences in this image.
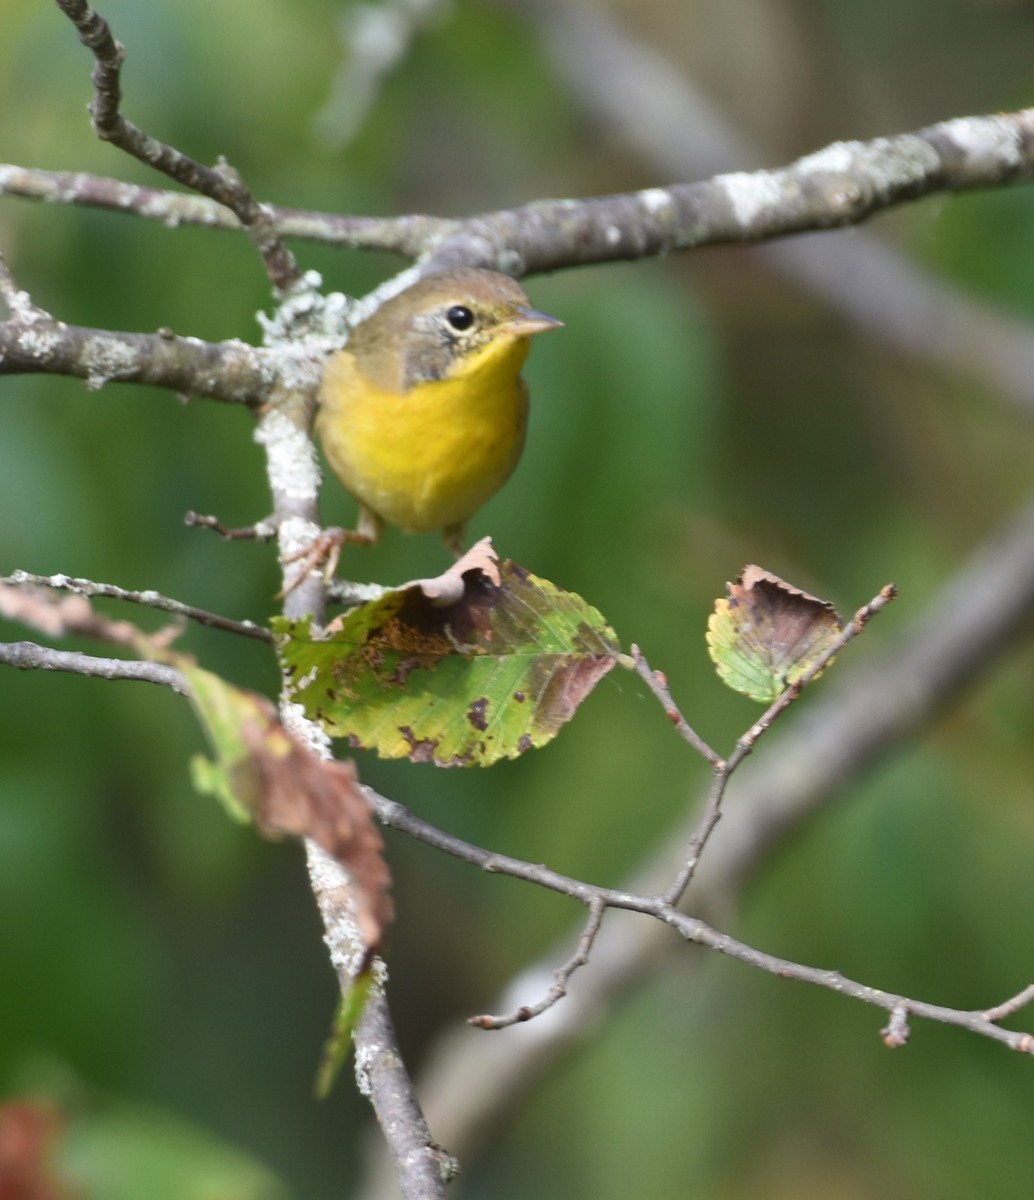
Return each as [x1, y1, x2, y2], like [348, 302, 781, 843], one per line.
[0, 248, 280, 402]
[7, 101, 1034, 282]
[507, 0, 1034, 417]
[0, 288, 275, 403]
[423, 107, 1034, 273]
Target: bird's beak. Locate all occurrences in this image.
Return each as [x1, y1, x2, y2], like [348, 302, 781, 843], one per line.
[498, 306, 564, 337]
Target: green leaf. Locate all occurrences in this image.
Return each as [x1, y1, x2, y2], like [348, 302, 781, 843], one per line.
[707, 565, 843, 703]
[276, 559, 619, 767]
[183, 664, 271, 824]
[314, 970, 375, 1100]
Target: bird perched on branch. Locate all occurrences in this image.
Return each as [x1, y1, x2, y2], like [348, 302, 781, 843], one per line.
[316, 268, 562, 556]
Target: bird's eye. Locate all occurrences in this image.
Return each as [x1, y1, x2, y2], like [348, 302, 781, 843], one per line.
[445, 305, 474, 331]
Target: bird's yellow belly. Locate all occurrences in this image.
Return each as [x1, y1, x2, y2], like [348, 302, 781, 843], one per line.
[317, 351, 529, 534]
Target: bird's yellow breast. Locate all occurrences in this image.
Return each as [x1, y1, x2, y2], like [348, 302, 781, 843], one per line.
[317, 334, 530, 535]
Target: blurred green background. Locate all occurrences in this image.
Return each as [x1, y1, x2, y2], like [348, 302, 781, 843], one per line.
[2, 0, 1034, 1196]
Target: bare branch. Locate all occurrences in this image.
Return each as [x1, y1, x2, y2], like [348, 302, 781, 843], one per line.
[52, 0, 302, 293]
[424, 108, 1034, 273]
[305, 796, 449, 1197]
[253, 369, 439, 1192]
[355, 990, 459, 1199]
[2, 571, 271, 643]
[0, 639, 187, 693]
[394, 493, 1034, 1172]
[8, 95, 1034, 312]
[469, 899, 607, 1030]
[628, 646, 721, 764]
[367, 787, 645, 910]
[665, 911, 1034, 1056]
[0, 162, 451, 255]
[365, 774, 1034, 1057]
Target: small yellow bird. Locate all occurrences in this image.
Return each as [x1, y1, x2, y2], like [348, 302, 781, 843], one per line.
[317, 268, 562, 556]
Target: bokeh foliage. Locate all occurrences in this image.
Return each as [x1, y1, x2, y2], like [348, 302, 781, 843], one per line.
[2, 0, 1034, 1197]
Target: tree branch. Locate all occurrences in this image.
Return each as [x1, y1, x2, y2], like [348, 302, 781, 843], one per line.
[52, 0, 302, 293]
[504, 0, 1034, 417]
[381, 493, 1034, 1176]
[0, 294, 275, 403]
[0, 162, 450, 256]
[255, 363, 443, 1192]
[7, 97, 1034, 291]
[355, 985, 459, 1200]
[0, 640, 187, 693]
[663, 911, 1034, 1055]
[2, 571, 271, 643]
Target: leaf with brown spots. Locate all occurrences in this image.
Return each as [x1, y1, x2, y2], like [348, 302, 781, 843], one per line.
[184, 665, 392, 960]
[706, 565, 843, 703]
[276, 560, 620, 767]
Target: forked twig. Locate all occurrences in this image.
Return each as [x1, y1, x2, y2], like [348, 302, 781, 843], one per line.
[53, 0, 302, 293]
[651, 584, 897, 907]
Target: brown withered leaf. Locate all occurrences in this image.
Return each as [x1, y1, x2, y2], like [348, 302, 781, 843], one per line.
[242, 707, 393, 953]
[185, 666, 393, 960]
[707, 565, 843, 703]
[402, 536, 502, 606]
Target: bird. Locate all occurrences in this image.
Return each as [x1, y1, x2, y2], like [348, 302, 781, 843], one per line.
[316, 267, 562, 557]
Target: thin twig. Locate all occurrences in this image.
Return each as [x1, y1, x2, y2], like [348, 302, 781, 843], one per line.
[52, 0, 302, 293]
[0, 163, 451, 255]
[629, 646, 721, 764]
[0, 640, 187, 693]
[365, 785, 1034, 1056]
[981, 983, 1034, 1023]
[469, 898, 607, 1030]
[184, 511, 279, 542]
[642, 584, 897, 907]
[3, 571, 272, 643]
[664, 911, 1034, 1056]
[398, 495, 1034, 1176]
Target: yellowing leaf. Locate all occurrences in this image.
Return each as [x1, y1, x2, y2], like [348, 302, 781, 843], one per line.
[276, 559, 619, 767]
[707, 565, 843, 703]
